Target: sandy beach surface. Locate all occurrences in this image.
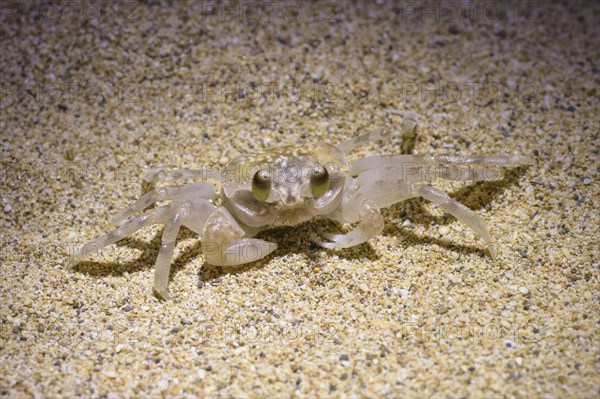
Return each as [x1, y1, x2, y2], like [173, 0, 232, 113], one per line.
[1, 1, 598, 397]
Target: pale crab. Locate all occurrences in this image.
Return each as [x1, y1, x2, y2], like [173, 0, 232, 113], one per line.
[68, 112, 533, 299]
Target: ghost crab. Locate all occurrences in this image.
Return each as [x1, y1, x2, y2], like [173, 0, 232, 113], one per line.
[68, 112, 533, 299]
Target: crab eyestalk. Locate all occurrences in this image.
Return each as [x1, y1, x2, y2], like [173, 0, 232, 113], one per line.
[252, 169, 271, 201]
[310, 165, 330, 198]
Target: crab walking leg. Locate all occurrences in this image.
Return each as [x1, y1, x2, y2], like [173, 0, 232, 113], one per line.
[316, 193, 385, 249]
[357, 179, 416, 209]
[152, 205, 187, 300]
[435, 154, 534, 167]
[356, 163, 507, 184]
[350, 154, 533, 176]
[155, 199, 222, 299]
[353, 179, 497, 258]
[143, 167, 220, 185]
[415, 184, 497, 259]
[68, 204, 173, 268]
[430, 154, 534, 182]
[201, 207, 278, 266]
[348, 155, 533, 176]
[109, 183, 216, 226]
[350, 155, 432, 176]
[337, 111, 418, 152]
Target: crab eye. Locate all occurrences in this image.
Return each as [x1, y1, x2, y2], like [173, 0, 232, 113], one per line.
[310, 165, 330, 198]
[252, 170, 271, 201]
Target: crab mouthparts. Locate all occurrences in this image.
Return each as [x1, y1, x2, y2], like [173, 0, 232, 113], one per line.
[274, 193, 305, 208]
